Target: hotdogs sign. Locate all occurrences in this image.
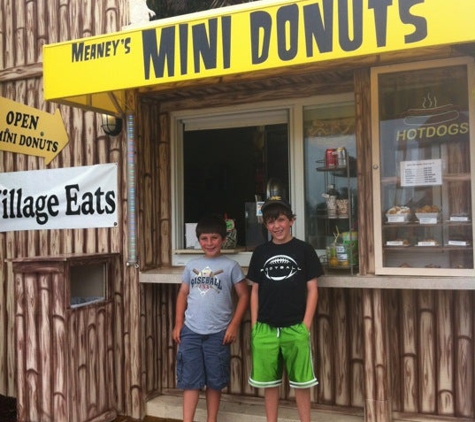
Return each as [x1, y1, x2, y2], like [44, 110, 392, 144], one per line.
[43, 0, 475, 103]
[0, 164, 118, 232]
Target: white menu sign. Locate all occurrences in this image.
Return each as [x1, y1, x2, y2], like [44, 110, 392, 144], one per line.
[400, 159, 442, 187]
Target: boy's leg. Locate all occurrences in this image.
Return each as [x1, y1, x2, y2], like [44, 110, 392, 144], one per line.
[281, 323, 318, 389]
[248, 322, 283, 388]
[205, 388, 221, 422]
[202, 330, 228, 422]
[203, 329, 230, 390]
[183, 389, 200, 422]
[177, 326, 206, 422]
[294, 388, 311, 422]
[264, 386, 280, 422]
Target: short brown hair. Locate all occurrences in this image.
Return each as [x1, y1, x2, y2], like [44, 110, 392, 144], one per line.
[196, 214, 227, 239]
[262, 204, 295, 224]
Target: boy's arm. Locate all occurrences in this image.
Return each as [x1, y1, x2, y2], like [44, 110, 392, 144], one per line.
[250, 281, 259, 326]
[303, 278, 318, 330]
[223, 279, 250, 344]
[172, 282, 189, 344]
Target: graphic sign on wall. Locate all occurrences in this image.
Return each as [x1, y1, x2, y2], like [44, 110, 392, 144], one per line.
[0, 163, 118, 232]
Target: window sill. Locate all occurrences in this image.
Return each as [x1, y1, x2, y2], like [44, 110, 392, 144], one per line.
[139, 269, 475, 290]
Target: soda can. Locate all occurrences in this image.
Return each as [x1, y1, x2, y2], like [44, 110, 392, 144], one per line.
[336, 147, 347, 167]
[325, 148, 337, 168]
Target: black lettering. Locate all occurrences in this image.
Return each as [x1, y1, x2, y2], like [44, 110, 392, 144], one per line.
[7, 111, 40, 129]
[0, 130, 16, 144]
[276, 4, 299, 61]
[65, 184, 81, 215]
[368, 0, 392, 47]
[105, 191, 116, 213]
[72, 42, 84, 61]
[48, 195, 59, 217]
[94, 187, 106, 214]
[9, 189, 15, 217]
[90, 44, 97, 59]
[250, 11, 272, 64]
[338, 0, 363, 52]
[16, 188, 22, 217]
[179, 24, 188, 75]
[123, 37, 131, 54]
[84, 44, 91, 60]
[105, 41, 112, 56]
[5, 111, 14, 125]
[22, 196, 34, 218]
[81, 191, 95, 215]
[14, 112, 22, 126]
[29, 115, 38, 130]
[303, 0, 334, 55]
[97, 42, 105, 57]
[1, 190, 8, 218]
[221, 16, 231, 69]
[35, 195, 49, 225]
[399, 0, 427, 43]
[192, 18, 218, 73]
[142, 27, 176, 80]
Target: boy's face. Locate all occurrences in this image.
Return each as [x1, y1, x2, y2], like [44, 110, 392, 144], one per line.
[198, 233, 224, 258]
[265, 214, 294, 244]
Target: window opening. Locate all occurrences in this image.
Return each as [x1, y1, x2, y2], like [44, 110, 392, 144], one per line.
[183, 123, 288, 250]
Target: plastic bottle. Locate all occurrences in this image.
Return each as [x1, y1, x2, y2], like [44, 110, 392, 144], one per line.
[322, 184, 338, 218]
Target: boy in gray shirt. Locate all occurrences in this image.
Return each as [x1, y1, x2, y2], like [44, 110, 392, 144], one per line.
[172, 215, 249, 422]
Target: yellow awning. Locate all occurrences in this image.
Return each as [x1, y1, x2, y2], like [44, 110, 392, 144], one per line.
[43, 0, 475, 114]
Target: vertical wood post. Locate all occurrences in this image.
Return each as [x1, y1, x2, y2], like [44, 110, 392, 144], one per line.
[363, 289, 392, 422]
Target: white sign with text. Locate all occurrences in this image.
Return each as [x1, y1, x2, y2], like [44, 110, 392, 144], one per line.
[0, 163, 118, 232]
[400, 159, 442, 187]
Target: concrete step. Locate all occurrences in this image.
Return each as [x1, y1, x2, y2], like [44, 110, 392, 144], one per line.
[146, 391, 365, 422]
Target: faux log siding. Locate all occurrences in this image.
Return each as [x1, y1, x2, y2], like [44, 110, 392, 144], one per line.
[137, 100, 168, 270]
[140, 285, 472, 418]
[455, 290, 474, 417]
[354, 68, 373, 275]
[13, 261, 117, 422]
[0, 0, 134, 414]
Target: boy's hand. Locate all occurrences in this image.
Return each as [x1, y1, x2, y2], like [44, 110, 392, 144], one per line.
[172, 323, 183, 344]
[223, 323, 239, 344]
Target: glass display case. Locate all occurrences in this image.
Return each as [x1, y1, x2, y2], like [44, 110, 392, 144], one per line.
[316, 154, 358, 274]
[303, 101, 358, 273]
[372, 58, 475, 276]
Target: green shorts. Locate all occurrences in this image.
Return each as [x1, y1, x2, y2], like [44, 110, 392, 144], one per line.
[248, 321, 318, 389]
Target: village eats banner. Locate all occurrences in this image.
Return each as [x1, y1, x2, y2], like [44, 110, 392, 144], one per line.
[43, 0, 475, 103]
[0, 164, 118, 232]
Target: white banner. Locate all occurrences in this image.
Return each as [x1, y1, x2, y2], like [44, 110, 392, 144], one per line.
[0, 163, 118, 232]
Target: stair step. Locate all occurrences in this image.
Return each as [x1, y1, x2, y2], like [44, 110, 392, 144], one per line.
[146, 391, 364, 422]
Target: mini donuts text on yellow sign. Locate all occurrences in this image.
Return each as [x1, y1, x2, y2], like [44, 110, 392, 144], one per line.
[43, 0, 475, 112]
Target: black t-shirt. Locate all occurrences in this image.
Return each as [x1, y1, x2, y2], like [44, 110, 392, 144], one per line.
[247, 237, 324, 327]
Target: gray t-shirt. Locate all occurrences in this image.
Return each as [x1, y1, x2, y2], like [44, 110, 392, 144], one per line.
[182, 255, 245, 335]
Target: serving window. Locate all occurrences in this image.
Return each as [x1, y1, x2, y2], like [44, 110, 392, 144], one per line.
[372, 58, 475, 276]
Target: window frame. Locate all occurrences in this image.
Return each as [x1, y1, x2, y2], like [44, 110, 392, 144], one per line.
[371, 57, 475, 276]
[170, 93, 355, 267]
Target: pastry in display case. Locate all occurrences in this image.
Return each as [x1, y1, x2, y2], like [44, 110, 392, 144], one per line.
[372, 59, 474, 275]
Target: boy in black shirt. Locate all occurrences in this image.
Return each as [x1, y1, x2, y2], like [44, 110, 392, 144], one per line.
[247, 196, 324, 422]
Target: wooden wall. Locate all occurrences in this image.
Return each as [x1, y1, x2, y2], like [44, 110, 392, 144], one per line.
[0, 0, 147, 419]
[13, 254, 120, 422]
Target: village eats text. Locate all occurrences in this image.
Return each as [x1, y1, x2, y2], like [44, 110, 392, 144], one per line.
[71, 0, 427, 79]
[0, 164, 118, 232]
[1, 185, 116, 225]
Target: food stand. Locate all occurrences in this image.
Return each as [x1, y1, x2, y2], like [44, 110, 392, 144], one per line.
[1, 1, 474, 421]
